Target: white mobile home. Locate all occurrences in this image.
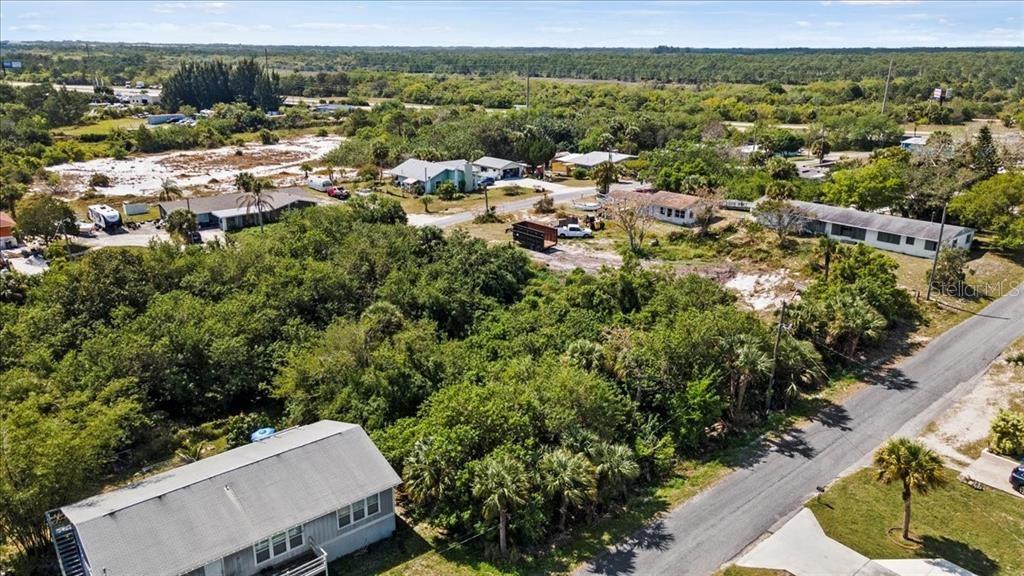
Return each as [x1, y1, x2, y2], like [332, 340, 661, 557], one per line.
[87, 204, 122, 229]
[769, 200, 975, 258]
[157, 188, 322, 232]
[47, 420, 401, 576]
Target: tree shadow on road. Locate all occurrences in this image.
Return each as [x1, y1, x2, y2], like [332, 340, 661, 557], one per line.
[863, 366, 917, 391]
[582, 519, 674, 575]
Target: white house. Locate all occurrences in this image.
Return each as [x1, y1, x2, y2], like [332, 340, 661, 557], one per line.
[766, 199, 975, 258]
[472, 156, 525, 180]
[387, 158, 477, 194]
[900, 136, 928, 152]
[552, 151, 636, 175]
[605, 190, 704, 226]
[47, 420, 402, 576]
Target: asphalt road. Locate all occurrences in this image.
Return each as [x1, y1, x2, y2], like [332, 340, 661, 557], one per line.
[577, 283, 1024, 576]
[407, 179, 598, 228]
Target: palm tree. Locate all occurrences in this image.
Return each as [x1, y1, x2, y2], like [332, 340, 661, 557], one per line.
[589, 443, 640, 503]
[729, 334, 771, 420]
[300, 163, 312, 180]
[420, 195, 435, 214]
[591, 161, 617, 196]
[815, 237, 841, 282]
[540, 448, 597, 532]
[404, 439, 446, 506]
[472, 451, 530, 557]
[234, 171, 256, 193]
[829, 292, 886, 356]
[809, 136, 830, 164]
[237, 178, 274, 231]
[158, 178, 190, 213]
[874, 438, 945, 541]
[0, 182, 27, 218]
[371, 141, 389, 183]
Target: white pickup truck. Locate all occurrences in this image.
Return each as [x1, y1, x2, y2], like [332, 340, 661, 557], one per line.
[557, 223, 593, 238]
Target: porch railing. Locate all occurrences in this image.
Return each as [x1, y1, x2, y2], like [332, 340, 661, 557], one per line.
[272, 539, 328, 576]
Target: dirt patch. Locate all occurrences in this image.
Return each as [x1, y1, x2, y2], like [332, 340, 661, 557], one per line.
[46, 136, 341, 197]
[725, 270, 798, 311]
[920, 340, 1024, 466]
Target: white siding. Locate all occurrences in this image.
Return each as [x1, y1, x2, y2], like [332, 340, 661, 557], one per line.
[650, 204, 696, 226]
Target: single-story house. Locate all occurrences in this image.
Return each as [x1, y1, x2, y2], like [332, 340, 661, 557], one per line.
[46, 420, 402, 576]
[473, 156, 525, 180]
[605, 190, 704, 226]
[311, 104, 354, 115]
[0, 211, 16, 249]
[157, 188, 321, 231]
[387, 158, 477, 194]
[551, 151, 636, 175]
[764, 199, 975, 258]
[900, 136, 928, 152]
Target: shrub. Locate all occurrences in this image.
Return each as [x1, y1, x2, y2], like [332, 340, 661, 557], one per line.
[224, 412, 276, 449]
[316, 128, 329, 137]
[89, 173, 111, 187]
[572, 167, 588, 180]
[989, 410, 1024, 457]
[259, 129, 279, 145]
[435, 181, 458, 200]
[533, 193, 555, 214]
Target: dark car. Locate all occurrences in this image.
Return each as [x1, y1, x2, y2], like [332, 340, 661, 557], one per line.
[1011, 459, 1024, 494]
[187, 231, 203, 245]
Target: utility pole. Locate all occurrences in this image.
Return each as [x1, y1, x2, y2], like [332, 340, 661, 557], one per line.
[766, 300, 787, 412]
[926, 203, 947, 301]
[881, 58, 894, 114]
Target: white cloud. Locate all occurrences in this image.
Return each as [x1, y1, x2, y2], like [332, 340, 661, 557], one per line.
[17, 11, 41, 19]
[536, 26, 583, 34]
[287, 22, 391, 31]
[9, 23, 47, 32]
[151, 2, 187, 13]
[254, 24, 274, 31]
[838, 0, 921, 4]
[202, 2, 230, 13]
[824, 21, 844, 27]
[796, 20, 812, 28]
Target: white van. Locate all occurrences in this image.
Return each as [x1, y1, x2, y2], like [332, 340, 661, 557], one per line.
[307, 177, 336, 193]
[87, 204, 122, 230]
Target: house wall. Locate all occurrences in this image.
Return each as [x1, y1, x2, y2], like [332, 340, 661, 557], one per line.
[650, 204, 696, 226]
[818, 221, 972, 259]
[214, 489, 396, 576]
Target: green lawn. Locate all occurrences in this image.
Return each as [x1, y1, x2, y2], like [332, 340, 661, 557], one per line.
[808, 467, 1024, 576]
[57, 117, 144, 136]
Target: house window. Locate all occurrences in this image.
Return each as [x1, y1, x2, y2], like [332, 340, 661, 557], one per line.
[924, 240, 938, 251]
[832, 224, 866, 241]
[353, 499, 366, 522]
[254, 524, 303, 565]
[659, 206, 665, 215]
[338, 505, 351, 528]
[905, 236, 915, 245]
[877, 231, 901, 244]
[255, 539, 271, 564]
[367, 493, 380, 516]
[272, 532, 287, 556]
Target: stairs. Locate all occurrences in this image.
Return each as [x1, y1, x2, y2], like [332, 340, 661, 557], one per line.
[46, 510, 88, 576]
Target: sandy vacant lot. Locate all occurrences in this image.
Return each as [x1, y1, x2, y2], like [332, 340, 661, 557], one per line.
[47, 136, 341, 197]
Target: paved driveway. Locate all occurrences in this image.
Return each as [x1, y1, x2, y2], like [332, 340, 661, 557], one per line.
[963, 451, 1024, 499]
[577, 283, 1024, 576]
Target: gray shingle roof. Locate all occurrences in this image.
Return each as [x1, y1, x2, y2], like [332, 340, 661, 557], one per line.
[559, 151, 636, 168]
[788, 200, 973, 242]
[63, 421, 401, 576]
[388, 158, 467, 181]
[157, 188, 320, 216]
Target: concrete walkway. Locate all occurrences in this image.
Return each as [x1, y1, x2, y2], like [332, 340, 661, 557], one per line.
[737, 508, 976, 576]
[963, 451, 1024, 499]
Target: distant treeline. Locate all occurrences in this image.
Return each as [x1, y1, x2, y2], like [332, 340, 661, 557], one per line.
[2, 42, 1022, 90]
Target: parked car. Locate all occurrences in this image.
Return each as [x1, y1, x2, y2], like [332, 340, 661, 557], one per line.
[187, 231, 203, 245]
[557, 223, 593, 238]
[477, 176, 495, 187]
[1010, 459, 1024, 494]
[328, 187, 349, 200]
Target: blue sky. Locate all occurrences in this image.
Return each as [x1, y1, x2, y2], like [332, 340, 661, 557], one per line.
[1, 1, 1021, 48]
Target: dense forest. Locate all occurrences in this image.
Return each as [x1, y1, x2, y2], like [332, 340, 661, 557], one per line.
[3, 42, 1022, 91]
